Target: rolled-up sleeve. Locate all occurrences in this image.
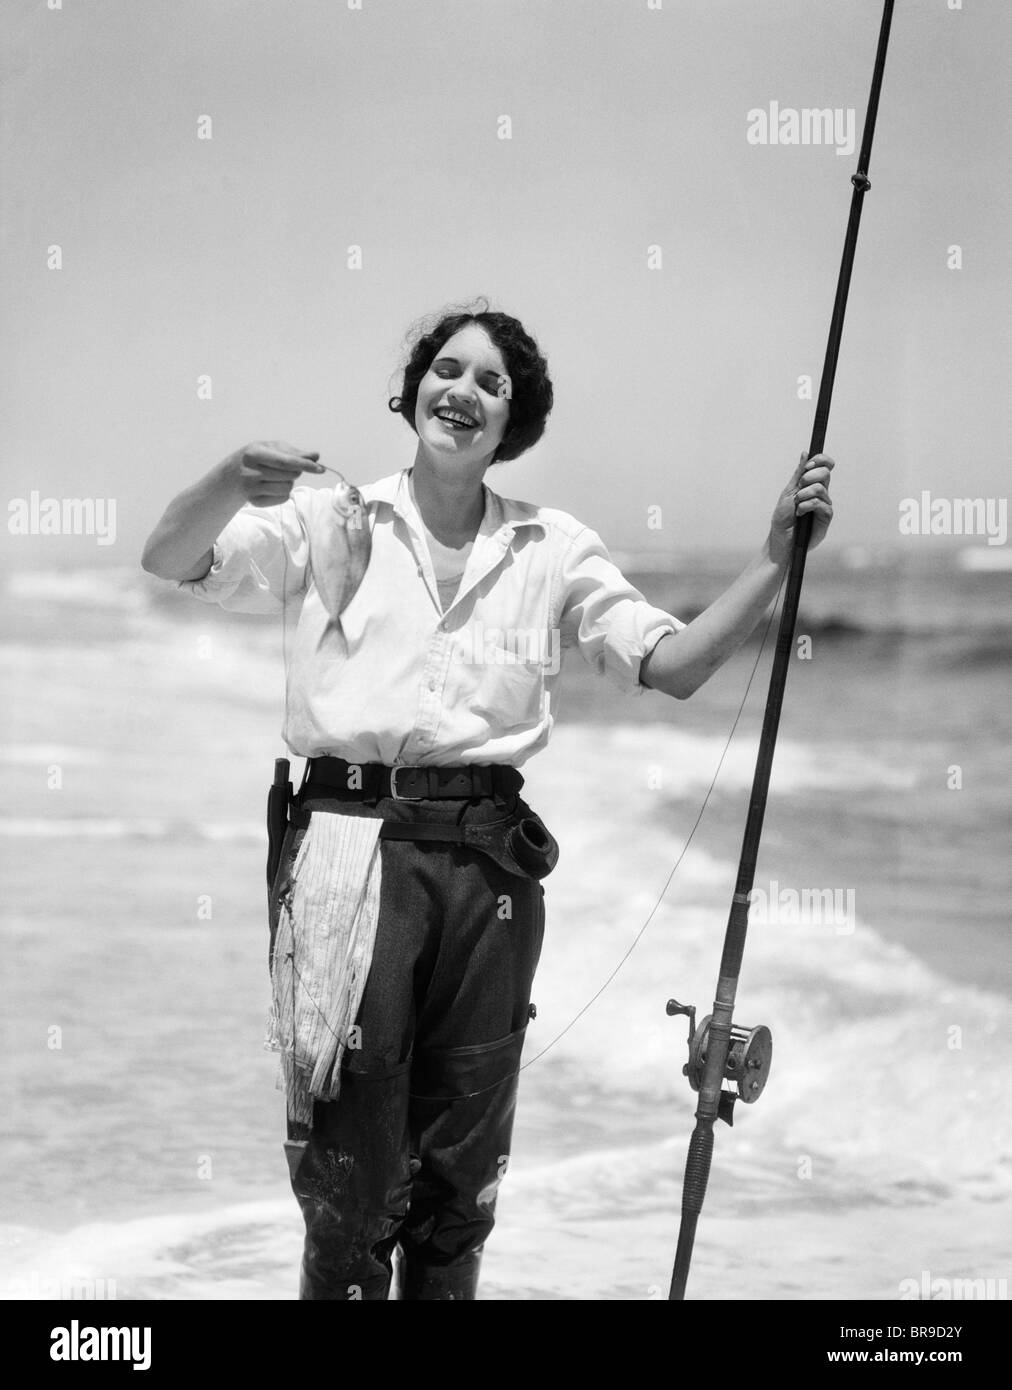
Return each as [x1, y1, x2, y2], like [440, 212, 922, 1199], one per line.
[558, 526, 685, 695]
[177, 492, 313, 614]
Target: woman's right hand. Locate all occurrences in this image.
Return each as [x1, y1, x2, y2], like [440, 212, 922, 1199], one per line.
[142, 441, 327, 580]
[219, 440, 326, 507]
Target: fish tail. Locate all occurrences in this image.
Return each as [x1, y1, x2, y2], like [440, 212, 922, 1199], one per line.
[315, 618, 349, 659]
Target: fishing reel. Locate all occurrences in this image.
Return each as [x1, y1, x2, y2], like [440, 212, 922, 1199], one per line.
[667, 1000, 773, 1127]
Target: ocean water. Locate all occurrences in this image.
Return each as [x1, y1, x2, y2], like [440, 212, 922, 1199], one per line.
[1, 548, 1009, 1300]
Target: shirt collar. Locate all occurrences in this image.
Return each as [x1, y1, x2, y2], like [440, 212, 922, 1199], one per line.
[363, 468, 546, 543]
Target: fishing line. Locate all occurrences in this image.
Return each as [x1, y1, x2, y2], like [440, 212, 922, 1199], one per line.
[516, 569, 788, 1078]
[279, 497, 295, 713]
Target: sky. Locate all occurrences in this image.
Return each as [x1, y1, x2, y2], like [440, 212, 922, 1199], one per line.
[2, 0, 1009, 566]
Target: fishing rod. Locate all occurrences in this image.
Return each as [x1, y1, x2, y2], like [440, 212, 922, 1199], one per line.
[666, 0, 896, 1300]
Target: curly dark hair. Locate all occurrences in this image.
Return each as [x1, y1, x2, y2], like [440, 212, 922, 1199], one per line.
[388, 297, 553, 464]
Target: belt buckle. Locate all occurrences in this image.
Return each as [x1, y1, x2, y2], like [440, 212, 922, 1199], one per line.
[390, 765, 424, 801]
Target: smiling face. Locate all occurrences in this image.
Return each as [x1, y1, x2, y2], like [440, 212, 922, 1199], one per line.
[414, 324, 512, 469]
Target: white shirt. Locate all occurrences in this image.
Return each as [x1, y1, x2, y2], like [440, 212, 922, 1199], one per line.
[179, 468, 684, 767]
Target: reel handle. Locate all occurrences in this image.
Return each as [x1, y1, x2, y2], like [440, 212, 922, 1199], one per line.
[666, 998, 697, 1050]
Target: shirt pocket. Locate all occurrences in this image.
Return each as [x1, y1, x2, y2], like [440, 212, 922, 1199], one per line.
[462, 552, 554, 731]
[467, 640, 548, 730]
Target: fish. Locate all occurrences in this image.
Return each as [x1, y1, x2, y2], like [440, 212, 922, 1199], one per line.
[311, 473, 372, 646]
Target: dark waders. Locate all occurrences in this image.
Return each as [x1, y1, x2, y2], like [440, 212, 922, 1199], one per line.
[267, 759, 556, 1300]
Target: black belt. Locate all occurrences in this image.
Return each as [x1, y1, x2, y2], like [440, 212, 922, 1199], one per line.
[267, 756, 555, 895]
[303, 756, 523, 803]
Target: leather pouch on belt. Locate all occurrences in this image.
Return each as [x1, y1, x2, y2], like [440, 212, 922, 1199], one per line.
[463, 804, 559, 881]
[377, 799, 559, 881]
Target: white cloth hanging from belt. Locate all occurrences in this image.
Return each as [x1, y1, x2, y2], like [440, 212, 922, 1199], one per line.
[264, 811, 383, 1125]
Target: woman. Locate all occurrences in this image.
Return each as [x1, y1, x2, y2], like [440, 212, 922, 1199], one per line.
[141, 302, 834, 1301]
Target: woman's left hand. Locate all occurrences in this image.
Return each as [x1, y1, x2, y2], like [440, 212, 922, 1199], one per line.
[767, 451, 835, 567]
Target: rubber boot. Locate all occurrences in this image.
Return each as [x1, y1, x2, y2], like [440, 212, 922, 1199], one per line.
[290, 1060, 412, 1301]
[396, 1025, 528, 1300]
